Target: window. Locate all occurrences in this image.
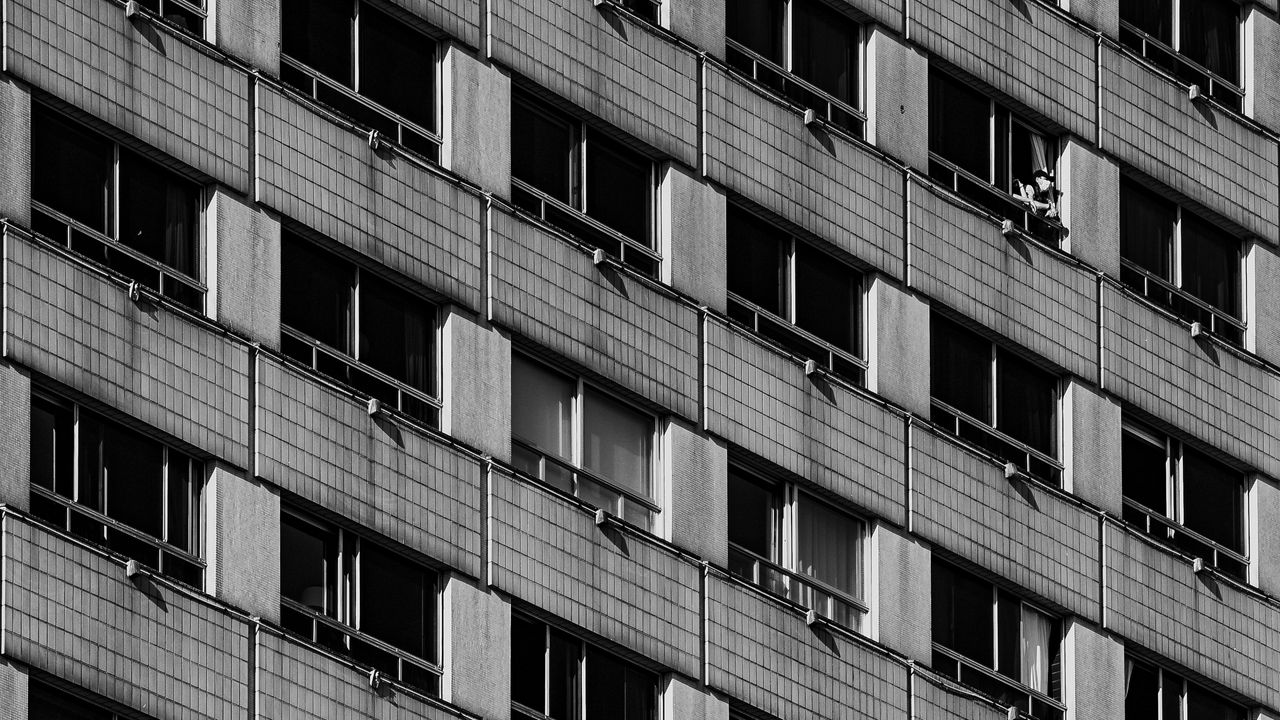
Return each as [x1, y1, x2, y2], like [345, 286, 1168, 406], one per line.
[928, 68, 1063, 245]
[510, 354, 659, 531]
[29, 391, 203, 586]
[281, 0, 440, 160]
[1121, 420, 1246, 579]
[725, 0, 865, 136]
[510, 90, 658, 276]
[1125, 656, 1245, 720]
[727, 467, 867, 630]
[932, 560, 1064, 720]
[726, 204, 866, 384]
[1119, 0, 1241, 111]
[1119, 178, 1243, 345]
[511, 614, 658, 720]
[129, 0, 207, 35]
[29, 682, 135, 720]
[930, 313, 1061, 483]
[280, 508, 440, 694]
[31, 105, 203, 310]
[280, 230, 439, 425]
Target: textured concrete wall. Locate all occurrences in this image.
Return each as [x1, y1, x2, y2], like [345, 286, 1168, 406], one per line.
[666, 419, 728, 566]
[664, 675, 729, 720]
[0, 362, 31, 511]
[213, 0, 281, 73]
[206, 464, 280, 622]
[210, 189, 280, 347]
[1248, 241, 1280, 365]
[869, 277, 929, 417]
[1062, 138, 1120, 277]
[1245, 7, 1280, 131]
[662, 163, 727, 312]
[874, 522, 930, 663]
[868, 29, 928, 173]
[0, 79, 31, 227]
[0, 659, 28, 720]
[443, 576, 509, 720]
[668, 0, 724, 61]
[1062, 620, 1124, 720]
[444, 47, 511, 193]
[443, 309, 511, 460]
[1253, 474, 1280, 597]
[1065, 379, 1122, 515]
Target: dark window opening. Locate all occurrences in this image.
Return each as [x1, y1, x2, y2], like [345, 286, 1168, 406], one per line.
[1124, 656, 1246, 720]
[1119, 0, 1241, 111]
[133, 0, 207, 36]
[30, 682, 122, 720]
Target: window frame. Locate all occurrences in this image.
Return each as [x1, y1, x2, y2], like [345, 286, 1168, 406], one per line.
[726, 466, 869, 631]
[280, 0, 443, 162]
[279, 507, 443, 694]
[510, 353, 661, 532]
[28, 389, 205, 587]
[510, 91, 660, 276]
[1120, 420, 1248, 578]
[1118, 0, 1244, 112]
[725, 204, 868, 385]
[279, 231, 442, 426]
[725, 0, 867, 137]
[30, 106, 206, 311]
[1124, 655, 1247, 720]
[128, 0, 208, 38]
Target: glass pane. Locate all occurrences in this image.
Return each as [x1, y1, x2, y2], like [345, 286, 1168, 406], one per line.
[548, 629, 578, 720]
[31, 395, 74, 497]
[281, 233, 353, 352]
[359, 542, 434, 661]
[1180, 0, 1238, 83]
[997, 590, 1020, 680]
[1120, 179, 1176, 280]
[358, 3, 435, 130]
[28, 682, 113, 720]
[578, 476, 623, 515]
[929, 68, 991, 181]
[585, 132, 650, 244]
[930, 314, 992, 423]
[791, 0, 858, 105]
[512, 96, 576, 206]
[726, 206, 786, 316]
[1180, 213, 1239, 317]
[1186, 682, 1240, 720]
[102, 420, 165, 539]
[1123, 658, 1160, 720]
[1182, 448, 1243, 553]
[996, 349, 1056, 456]
[624, 664, 657, 720]
[31, 107, 111, 234]
[727, 470, 777, 559]
[585, 646, 627, 718]
[282, 0, 352, 86]
[280, 513, 338, 617]
[795, 493, 862, 600]
[166, 456, 192, 551]
[511, 356, 575, 463]
[357, 273, 435, 393]
[1021, 605, 1054, 693]
[1121, 0, 1172, 43]
[794, 243, 859, 355]
[511, 615, 546, 711]
[119, 149, 199, 277]
[1121, 427, 1169, 515]
[931, 561, 994, 666]
[726, 0, 784, 63]
[582, 389, 652, 498]
[77, 412, 104, 513]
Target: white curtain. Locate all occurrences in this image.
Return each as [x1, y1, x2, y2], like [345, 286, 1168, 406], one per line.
[1021, 606, 1053, 693]
[511, 357, 574, 462]
[795, 494, 862, 598]
[1028, 132, 1049, 176]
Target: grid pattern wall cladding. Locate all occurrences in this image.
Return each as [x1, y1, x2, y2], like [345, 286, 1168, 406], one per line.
[2, 515, 249, 720]
[911, 426, 1102, 620]
[703, 318, 907, 525]
[488, 469, 703, 678]
[489, 207, 701, 420]
[1104, 524, 1280, 709]
[913, 671, 1011, 720]
[910, 0, 1096, 138]
[1101, 284, 1280, 479]
[3, 231, 250, 467]
[256, 84, 484, 310]
[490, 0, 699, 164]
[705, 573, 910, 720]
[704, 64, 905, 279]
[1099, 46, 1280, 239]
[5, 0, 252, 191]
[255, 356, 483, 577]
[387, 0, 482, 52]
[908, 180, 1098, 382]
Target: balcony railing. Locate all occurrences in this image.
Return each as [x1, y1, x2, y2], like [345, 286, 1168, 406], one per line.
[280, 598, 441, 695]
[727, 293, 867, 386]
[1118, 22, 1244, 113]
[928, 155, 1065, 247]
[931, 399, 1063, 485]
[280, 326, 441, 426]
[31, 202, 205, 311]
[932, 644, 1066, 720]
[510, 178, 660, 278]
[125, 0, 207, 36]
[725, 39, 866, 138]
[1119, 260, 1245, 346]
[510, 438, 658, 531]
[280, 55, 441, 163]
[1121, 498, 1248, 580]
[728, 544, 867, 631]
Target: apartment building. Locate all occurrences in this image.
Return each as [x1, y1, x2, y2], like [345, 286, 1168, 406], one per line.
[0, 0, 1278, 717]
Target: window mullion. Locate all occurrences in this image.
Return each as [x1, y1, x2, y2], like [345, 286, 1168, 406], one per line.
[1173, 207, 1183, 289]
[988, 102, 996, 184]
[1171, 0, 1180, 52]
[783, 0, 793, 72]
[577, 639, 588, 719]
[786, 237, 797, 323]
[1172, 441, 1184, 525]
[991, 586, 1000, 672]
[112, 144, 121, 242]
[161, 447, 170, 548]
[352, 0, 361, 93]
[71, 405, 81, 506]
[578, 125, 588, 213]
[989, 343, 999, 428]
[352, 267, 361, 360]
[353, 537, 362, 634]
[543, 625, 552, 715]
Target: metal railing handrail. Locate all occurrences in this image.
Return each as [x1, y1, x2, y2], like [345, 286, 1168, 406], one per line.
[727, 543, 870, 616]
[726, 293, 868, 375]
[30, 484, 205, 568]
[932, 643, 1068, 715]
[1117, 20, 1243, 96]
[279, 325, 442, 413]
[724, 38, 866, 129]
[927, 153, 1066, 241]
[280, 597, 443, 678]
[1118, 259, 1245, 332]
[931, 399, 1062, 475]
[1121, 497, 1248, 566]
[509, 178, 661, 267]
[510, 437, 661, 514]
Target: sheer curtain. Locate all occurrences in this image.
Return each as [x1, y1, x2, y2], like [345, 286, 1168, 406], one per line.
[511, 357, 574, 462]
[1021, 606, 1053, 693]
[582, 390, 651, 497]
[163, 182, 193, 277]
[794, 494, 862, 598]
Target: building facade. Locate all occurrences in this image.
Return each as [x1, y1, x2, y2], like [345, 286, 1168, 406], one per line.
[0, 0, 1278, 718]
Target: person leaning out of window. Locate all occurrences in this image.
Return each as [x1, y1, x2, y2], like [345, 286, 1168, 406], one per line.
[1015, 169, 1060, 219]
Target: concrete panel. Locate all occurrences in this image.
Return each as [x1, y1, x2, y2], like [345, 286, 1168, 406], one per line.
[668, 0, 725, 61]
[213, 0, 281, 73]
[1245, 7, 1280, 131]
[704, 318, 908, 525]
[868, 277, 929, 417]
[0, 78, 31, 227]
[443, 577, 509, 720]
[0, 659, 28, 720]
[442, 310, 511, 460]
[867, 28, 928, 173]
[1061, 138, 1120, 277]
[666, 419, 728, 566]
[874, 522, 931, 663]
[663, 675, 729, 720]
[210, 188, 281, 348]
[662, 163, 728, 313]
[0, 362, 30, 511]
[206, 464, 280, 622]
[1062, 620, 1124, 720]
[1252, 474, 1280, 597]
[1247, 241, 1280, 365]
[1067, 0, 1119, 36]
[1064, 379, 1122, 515]
[444, 48, 510, 193]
